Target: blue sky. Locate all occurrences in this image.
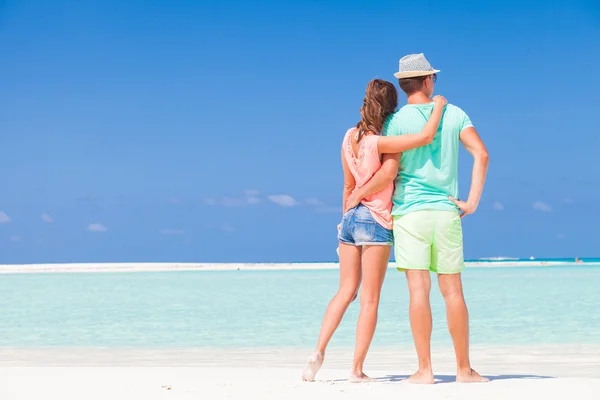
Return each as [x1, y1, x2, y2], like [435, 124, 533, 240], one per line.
[1, 0, 599, 264]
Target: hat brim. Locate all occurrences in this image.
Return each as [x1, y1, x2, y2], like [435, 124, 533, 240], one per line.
[394, 69, 440, 79]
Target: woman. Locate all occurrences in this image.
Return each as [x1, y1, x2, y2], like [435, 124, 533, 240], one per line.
[302, 79, 446, 382]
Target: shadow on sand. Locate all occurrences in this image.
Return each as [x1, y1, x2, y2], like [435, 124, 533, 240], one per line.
[325, 373, 554, 384]
[378, 374, 555, 384]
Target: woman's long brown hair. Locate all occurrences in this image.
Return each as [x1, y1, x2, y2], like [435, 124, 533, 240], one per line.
[355, 79, 398, 142]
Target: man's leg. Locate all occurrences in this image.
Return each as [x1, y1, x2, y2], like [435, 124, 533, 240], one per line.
[433, 210, 488, 382]
[392, 212, 435, 384]
[438, 274, 488, 382]
[405, 270, 434, 384]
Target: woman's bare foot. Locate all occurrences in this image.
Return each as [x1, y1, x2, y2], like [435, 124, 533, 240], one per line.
[456, 368, 489, 383]
[407, 370, 435, 384]
[301, 351, 324, 382]
[348, 372, 376, 383]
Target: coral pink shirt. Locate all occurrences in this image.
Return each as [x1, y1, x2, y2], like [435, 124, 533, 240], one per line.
[343, 128, 394, 230]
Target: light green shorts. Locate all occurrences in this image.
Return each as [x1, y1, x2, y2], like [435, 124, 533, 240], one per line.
[393, 210, 465, 274]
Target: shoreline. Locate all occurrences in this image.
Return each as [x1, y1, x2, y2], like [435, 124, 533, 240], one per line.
[0, 344, 598, 375]
[0, 260, 597, 274]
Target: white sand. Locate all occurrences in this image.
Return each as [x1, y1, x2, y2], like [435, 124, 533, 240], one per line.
[0, 260, 597, 274]
[0, 346, 598, 399]
[0, 367, 598, 400]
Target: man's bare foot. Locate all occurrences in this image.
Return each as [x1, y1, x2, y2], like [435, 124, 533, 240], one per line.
[348, 372, 376, 383]
[407, 370, 434, 384]
[456, 368, 490, 383]
[301, 351, 324, 382]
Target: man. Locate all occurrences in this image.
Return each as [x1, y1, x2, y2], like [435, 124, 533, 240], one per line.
[345, 53, 489, 383]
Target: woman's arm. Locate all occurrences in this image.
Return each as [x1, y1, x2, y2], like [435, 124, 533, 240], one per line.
[376, 95, 447, 154]
[341, 147, 356, 214]
[344, 153, 400, 211]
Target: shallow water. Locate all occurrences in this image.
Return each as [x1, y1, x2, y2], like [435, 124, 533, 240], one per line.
[0, 265, 598, 348]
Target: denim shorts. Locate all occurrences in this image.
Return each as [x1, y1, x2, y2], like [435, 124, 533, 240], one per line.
[337, 204, 394, 246]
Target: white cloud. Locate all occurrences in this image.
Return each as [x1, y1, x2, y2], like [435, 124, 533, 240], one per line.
[0, 212, 11, 224]
[205, 197, 244, 207]
[532, 201, 552, 212]
[9, 234, 21, 242]
[41, 213, 54, 223]
[492, 201, 504, 211]
[268, 194, 297, 207]
[221, 197, 244, 207]
[305, 198, 321, 206]
[243, 190, 261, 204]
[87, 223, 107, 233]
[220, 224, 235, 233]
[204, 191, 264, 206]
[160, 229, 184, 235]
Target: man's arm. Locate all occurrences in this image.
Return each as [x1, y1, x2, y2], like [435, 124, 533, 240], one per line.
[449, 126, 489, 218]
[344, 153, 400, 211]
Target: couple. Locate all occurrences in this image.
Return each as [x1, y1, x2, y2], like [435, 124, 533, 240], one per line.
[302, 54, 490, 384]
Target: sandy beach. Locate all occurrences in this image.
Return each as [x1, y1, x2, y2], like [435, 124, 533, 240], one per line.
[0, 346, 598, 399]
[0, 366, 598, 400]
[0, 263, 597, 399]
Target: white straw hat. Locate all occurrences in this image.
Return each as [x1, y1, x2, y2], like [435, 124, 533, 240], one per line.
[394, 53, 440, 79]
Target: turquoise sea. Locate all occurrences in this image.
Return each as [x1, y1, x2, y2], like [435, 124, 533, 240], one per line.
[0, 263, 599, 349]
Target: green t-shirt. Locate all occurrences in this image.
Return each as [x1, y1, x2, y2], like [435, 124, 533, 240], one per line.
[383, 103, 473, 215]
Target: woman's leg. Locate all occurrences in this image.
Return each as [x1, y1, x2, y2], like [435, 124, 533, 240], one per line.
[350, 244, 391, 381]
[302, 243, 362, 381]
